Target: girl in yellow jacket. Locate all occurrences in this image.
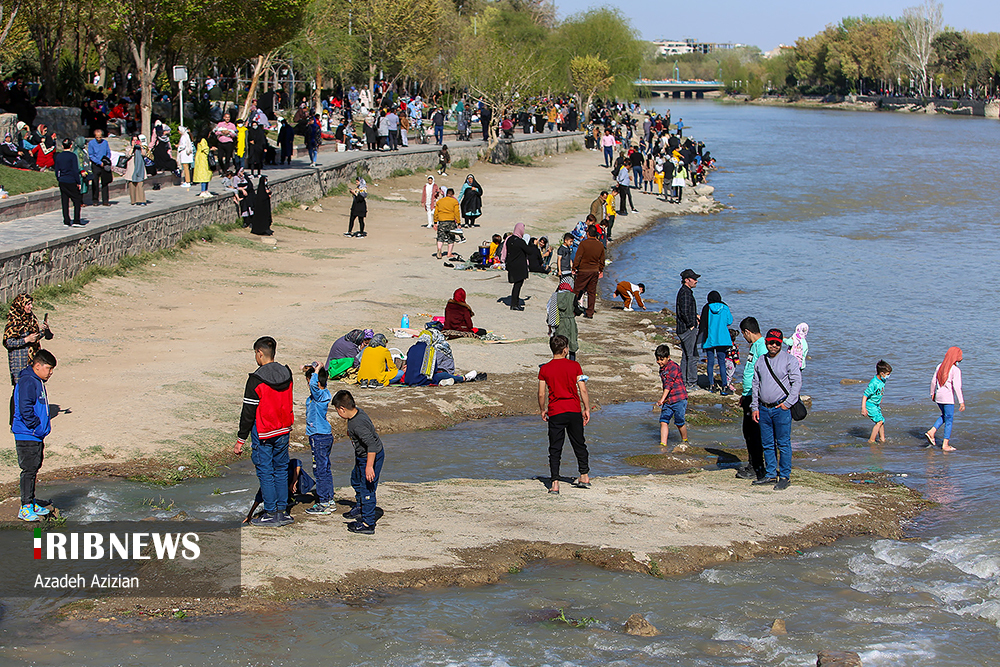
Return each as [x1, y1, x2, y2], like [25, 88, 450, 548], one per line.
[192, 132, 214, 197]
[357, 334, 404, 387]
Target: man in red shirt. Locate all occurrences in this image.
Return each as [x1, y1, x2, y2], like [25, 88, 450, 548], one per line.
[538, 335, 591, 494]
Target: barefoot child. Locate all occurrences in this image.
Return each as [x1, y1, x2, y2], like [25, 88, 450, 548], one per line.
[11, 349, 56, 521]
[333, 389, 384, 534]
[538, 335, 591, 494]
[654, 344, 688, 451]
[725, 329, 740, 393]
[303, 364, 336, 514]
[862, 360, 891, 443]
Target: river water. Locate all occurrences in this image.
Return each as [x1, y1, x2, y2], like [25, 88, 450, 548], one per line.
[3, 102, 1000, 665]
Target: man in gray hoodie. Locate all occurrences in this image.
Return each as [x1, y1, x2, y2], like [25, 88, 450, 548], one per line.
[750, 328, 801, 491]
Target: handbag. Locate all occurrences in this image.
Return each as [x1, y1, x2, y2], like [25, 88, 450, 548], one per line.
[116, 155, 129, 169]
[207, 152, 217, 170]
[763, 354, 807, 421]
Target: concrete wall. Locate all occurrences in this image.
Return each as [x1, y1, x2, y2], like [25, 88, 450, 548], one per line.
[0, 132, 583, 302]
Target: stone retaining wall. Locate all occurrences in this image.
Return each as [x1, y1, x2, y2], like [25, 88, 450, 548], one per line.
[0, 133, 583, 302]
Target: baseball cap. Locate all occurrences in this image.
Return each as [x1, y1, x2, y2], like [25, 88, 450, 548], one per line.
[765, 328, 784, 344]
[680, 268, 701, 281]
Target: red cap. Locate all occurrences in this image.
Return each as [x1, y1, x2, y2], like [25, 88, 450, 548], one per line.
[765, 328, 784, 344]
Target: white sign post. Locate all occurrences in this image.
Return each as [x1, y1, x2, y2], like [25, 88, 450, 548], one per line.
[173, 66, 188, 129]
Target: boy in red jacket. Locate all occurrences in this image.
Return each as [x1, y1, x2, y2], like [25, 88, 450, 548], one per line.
[235, 336, 294, 527]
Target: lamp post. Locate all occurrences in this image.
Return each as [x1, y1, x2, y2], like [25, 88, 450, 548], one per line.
[173, 65, 188, 128]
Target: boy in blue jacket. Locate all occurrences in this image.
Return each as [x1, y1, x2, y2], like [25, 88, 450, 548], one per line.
[11, 349, 56, 521]
[302, 363, 336, 514]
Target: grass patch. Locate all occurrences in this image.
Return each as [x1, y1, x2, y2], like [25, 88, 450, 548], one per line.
[452, 157, 470, 170]
[507, 150, 533, 166]
[0, 165, 57, 195]
[389, 168, 414, 178]
[326, 182, 349, 197]
[565, 141, 583, 153]
[273, 199, 302, 215]
[273, 222, 319, 233]
[299, 247, 361, 260]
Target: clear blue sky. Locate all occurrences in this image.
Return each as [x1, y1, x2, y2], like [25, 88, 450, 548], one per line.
[554, 1, 999, 51]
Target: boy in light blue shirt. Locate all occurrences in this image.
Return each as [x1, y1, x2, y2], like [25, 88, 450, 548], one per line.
[302, 363, 336, 514]
[862, 360, 892, 443]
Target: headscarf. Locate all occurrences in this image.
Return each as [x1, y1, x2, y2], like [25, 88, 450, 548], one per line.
[370, 333, 388, 348]
[787, 323, 808, 367]
[706, 290, 723, 304]
[363, 328, 375, 340]
[937, 346, 963, 387]
[547, 282, 573, 328]
[500, 223, 525, 262]
[4, 294, 40, 349]
[345, 329, 365, 346]
[430, 329, 454, 372]
[450, 288, 473, 315]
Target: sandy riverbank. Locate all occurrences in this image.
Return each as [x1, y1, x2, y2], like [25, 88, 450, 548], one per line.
[0, 146, 721, 492]
[0, 145, 928, 621]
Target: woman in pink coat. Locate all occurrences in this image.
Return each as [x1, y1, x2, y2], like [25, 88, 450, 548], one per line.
[924, 347, 965, 451]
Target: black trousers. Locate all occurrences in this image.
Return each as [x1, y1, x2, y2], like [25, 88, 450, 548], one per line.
[548, 412, 588, 482]
[16, 440, 44, 506]
[510, 280, 524, 309]
[217, 142, 234, 171]
[618, 185, 633, 213]
[90, 163, 111, 203]
[349, 214, 365, 234]
[740, 395, 765, 478]
[60, 182, 82, 224]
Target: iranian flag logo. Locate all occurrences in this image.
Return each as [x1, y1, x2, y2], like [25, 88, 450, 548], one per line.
[34, 526, 41, 559]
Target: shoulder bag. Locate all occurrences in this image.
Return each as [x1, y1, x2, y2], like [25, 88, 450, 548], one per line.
[763, 354, 807, 421]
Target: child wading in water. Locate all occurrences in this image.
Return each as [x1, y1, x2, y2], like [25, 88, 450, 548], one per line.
[538, 335, 591, 494]
[333, 389, 384, 534]
[654, 344, 689, 451]
[861, 360, 892, 443]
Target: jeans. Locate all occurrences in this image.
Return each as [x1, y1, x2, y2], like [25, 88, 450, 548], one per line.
[547, 412, 588, 482]
[431, 371, 464, 384]
[678, 328, 699, 386]
[603, 145, 613, 167]
[309, 433, 335, 503]
[308, 148, 318, 164]
[933, 403, 955, 439]
[632, 165, 643, 190]
[233, 155, 244, 171]
[740, 395, 765, 478]
[434, 125, 444, 144]
[759, 405, 792, 479]
[200, 182, 209, 193]
[16, 440, 43, 506]
[706, 346, 729, 387]
[351, 449, 384, 526]
[250, 427, 290, 513]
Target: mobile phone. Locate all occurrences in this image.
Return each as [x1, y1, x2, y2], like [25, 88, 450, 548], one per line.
[43, 313, 48, 323]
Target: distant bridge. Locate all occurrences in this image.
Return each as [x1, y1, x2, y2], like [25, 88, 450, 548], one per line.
[635, 80, 724, 98]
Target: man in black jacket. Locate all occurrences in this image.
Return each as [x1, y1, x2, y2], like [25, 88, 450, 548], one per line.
[675, 268, 700, 388]
[54, 139, 85, 228]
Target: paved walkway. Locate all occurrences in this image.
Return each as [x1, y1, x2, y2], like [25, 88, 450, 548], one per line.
[0, 136, 488, 255]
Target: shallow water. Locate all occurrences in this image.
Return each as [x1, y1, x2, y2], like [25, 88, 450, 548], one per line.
[4, 102, 1000, 664]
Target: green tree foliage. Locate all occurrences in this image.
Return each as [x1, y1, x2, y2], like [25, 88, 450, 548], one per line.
[353, 0, 443, 93]
[549, 7, 642, 102]
[569, 55, 614, 113]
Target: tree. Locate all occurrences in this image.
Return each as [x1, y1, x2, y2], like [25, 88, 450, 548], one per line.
[549, 8, 643, 102]
[0, 0, 22, 53]
[933, 31, 973, 91]
[898, 0, 942, 96]
[451, 33, 545, 152]
[284, 0, 354, 114]
[569, 55, 613, 115]
[22, 0, 69, 97]
[352, 0, 442, 94]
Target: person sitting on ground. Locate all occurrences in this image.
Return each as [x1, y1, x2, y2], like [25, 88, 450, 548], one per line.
[526, 237, 550, 274]
[403, 330, 480, 386]
[357, 333, 404, 388]
[614, 281, 646, 311]
[326, 328, 370, 379]
[488, 234, 503, 263]
[444, 288, 487, 337]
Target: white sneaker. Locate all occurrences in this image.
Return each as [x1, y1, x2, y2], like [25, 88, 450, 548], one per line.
[180, 183, 191, 188]
[464, 370, 477, 381]
[624, 306, 634, 312]
[198, 191, 213, 198]
[439, 378, 455, 386]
